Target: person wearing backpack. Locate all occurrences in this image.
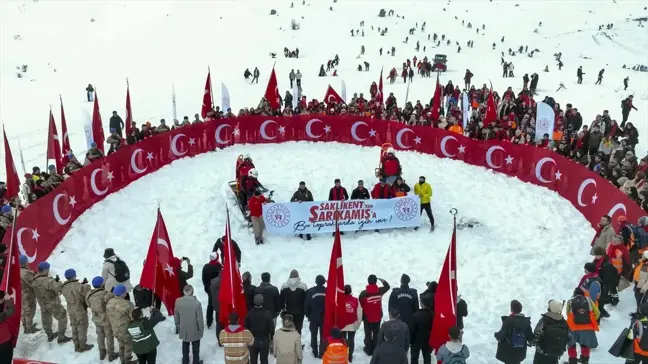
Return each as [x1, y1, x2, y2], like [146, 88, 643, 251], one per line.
[531, 300, 570, 364]
[565, 288, 600, 364]
[436, 326, 470, 364]
[102, 248, 134, 300]
[494, 300, 534, 364]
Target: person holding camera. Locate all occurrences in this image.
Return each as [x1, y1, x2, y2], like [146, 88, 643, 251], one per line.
[171, 257, 194, 293]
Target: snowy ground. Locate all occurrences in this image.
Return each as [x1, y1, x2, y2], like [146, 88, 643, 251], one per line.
[2, 0, 647, 363]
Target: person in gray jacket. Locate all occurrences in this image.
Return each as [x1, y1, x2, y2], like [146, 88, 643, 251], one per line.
[370, 328, 408, 364]
[174, 285, 205, 364]
[436, 326, 470, 364]
[376, 308, 410, 351]
[210, 275, 223, 345]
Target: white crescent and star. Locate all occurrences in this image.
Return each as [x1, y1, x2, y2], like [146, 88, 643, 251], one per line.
[130, 149, 148, 174]
[351, 121, 369, 142]
[395, 128, 421, 149]
[485, 146, 505, 168]
[440, 135, 464, 158]
[577, 178, 598, 207]
[534, 157, 561, 183]
[52, 193, 75, 225]
[90, 168, 109, 196]
[608, 203, 627, 219]
[306, 119, 324, 139]
[260, 120, 278, 140]
[17, 227, 39, 263]
[171, 134, 187, 157]
[215, 124, 232, 144]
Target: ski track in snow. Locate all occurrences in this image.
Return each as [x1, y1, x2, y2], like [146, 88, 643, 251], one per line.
[1, 0, 647, 362]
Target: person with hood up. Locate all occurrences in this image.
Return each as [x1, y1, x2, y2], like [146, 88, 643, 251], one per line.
[322, 328, 348, 364]
[565, 288, 600, 364]
[280, 269, 308, 335]
[102, 248, 134, 300]
[436, 326, 470, 364]
[31, 261, 72, 343]
[377, 308, 410, 351]
[388, 274, 419, 330]
[0, 290, 15, 362]
[305, 274, 327, 358]
[174, 284, 205, 364]
[411, 295, 433, 364]
[370, 327, 408, 364]
[219, 313, 255, 364]
[532, 299, 570, 364]
[494, 300, 534, 364]
[341, 285, 362, 362]
[202, 252, 222, 329]
[590, 215, 616, 255]
[245, 294, 275, 364]
[273, 314, 303, 364]
[255, 272, 281, 328]
[127, 306, 165, 364]
[359, 275, 390, 355]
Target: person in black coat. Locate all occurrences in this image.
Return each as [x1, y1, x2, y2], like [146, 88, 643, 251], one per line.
[109, 111, 125, 137]
[245, 294, 275, 364]
[411, 297, 433, 364]
[255, 272, 281, 325]
[291, 182, 314, 240]
[456, 297, 468, 330]
[494, 300, 534, 364]
[201, 252, 222, 329]
[305, 275, 327, 358]
[350, 180, 370, 199]
[242, 271, 257, 310]
[213, 236, 242, 264]
[175, 257, 194, 293]
[531, 300, 570, 364]
[388, 274, 419, 329]
[280, 269, 308, 334]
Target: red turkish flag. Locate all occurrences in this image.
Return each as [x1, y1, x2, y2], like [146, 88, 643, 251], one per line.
[323, 221, 349, 339]
[91, 90, 105, 153]
[125, 82, 133, 136]
[46, 110, 62, 174]
[431, 73, 442, 121]
[376, 69, 384, 105]
[2, 127, 21, 201]
[59, 96, 71, 156]
[0, 213, 23, 347]
[429, 217, 459, 351]
[484, 86, 498, 124]
[139, 208, 182, 315]
[218, 209, 247, 325]
[264, 68, 281, 110]
[323, 85, 344, 106]
[201, 70, 213, 119]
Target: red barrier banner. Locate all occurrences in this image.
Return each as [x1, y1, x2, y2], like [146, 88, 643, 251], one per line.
[4, 116, 641, 269]
[13, 359, 57, 364]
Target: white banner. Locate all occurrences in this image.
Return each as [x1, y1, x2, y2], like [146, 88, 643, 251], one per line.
[263, 195, 421, 234]
[535, 101, 555, 141]
[81, 107, 94, 150]
[221, 82, 231, 111]
[462, 92, 470, 128]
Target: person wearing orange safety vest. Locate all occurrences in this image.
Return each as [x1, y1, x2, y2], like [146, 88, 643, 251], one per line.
[627, 303, 648, 362]
[607, 235, 631, 278]
[591, 246, 620, 318]
[634, 251, 648, 308]
[565, 288, 600, 364]
[322, 328, 349, 364]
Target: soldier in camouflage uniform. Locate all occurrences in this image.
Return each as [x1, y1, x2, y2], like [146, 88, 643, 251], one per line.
[107, 284, 137, 364]
[31, 262, 72, 343]
[86, 276, 118, 361]
[61, 269, 93, 352]
[19, 255, 40, 333]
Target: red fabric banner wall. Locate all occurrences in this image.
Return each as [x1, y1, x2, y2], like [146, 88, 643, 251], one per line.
[4, 116, 640, 269]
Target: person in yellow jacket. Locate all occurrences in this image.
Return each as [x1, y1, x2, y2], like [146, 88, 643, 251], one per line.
[565, 288, 600, 364]
[414, 176, 435, 232]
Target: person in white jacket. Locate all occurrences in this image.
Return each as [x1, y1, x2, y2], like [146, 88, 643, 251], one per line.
[101, 248, 134, 300]
[342, 285, 363, 362]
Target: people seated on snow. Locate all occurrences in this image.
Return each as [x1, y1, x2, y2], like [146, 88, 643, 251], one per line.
[85, 142, 104, 165]
[44, 165, 64, 189]
[64, 152, 84, 176]
[379, 148, 402, 180]
[371, 179, 393, 199]
[391, 177, 410, 197]
[106, 129, 123, 155]
[137, 123, 154, 141]
[244, 168, 262, 199]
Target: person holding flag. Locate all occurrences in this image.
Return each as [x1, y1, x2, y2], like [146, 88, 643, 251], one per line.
[0, 290, 16, 361]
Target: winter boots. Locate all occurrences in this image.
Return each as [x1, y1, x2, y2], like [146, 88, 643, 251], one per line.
[76, 343, 94, 353]
[119, 356, 138, 364]
[99, 349, 107, 360]
[108, 352, 119, 362]
[47, 333, 58, 342]
[23, 324, 40, 334]
[57, 335, 72, 344]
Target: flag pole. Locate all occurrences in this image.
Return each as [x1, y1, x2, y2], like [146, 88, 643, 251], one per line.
[208, 66, 214, 109]
[3, 208, 19, 288]
[449, 207, 458, 326]
[17, 137, 26, 176]
[46, 105, 53, 170]
[152, 199, 161, 308]
[171, 81, 177, 122]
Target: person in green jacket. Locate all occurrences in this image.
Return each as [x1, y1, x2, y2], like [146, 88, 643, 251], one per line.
[127, 307, 165, 364]
[414, 176, 435, 231]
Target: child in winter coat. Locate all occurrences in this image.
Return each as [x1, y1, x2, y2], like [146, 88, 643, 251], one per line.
[273, 315, 303, 364]
[437, 326, 470, 363]
[494, 300, 534, 364]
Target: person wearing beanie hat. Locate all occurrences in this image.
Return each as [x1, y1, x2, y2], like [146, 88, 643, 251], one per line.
[174, 284, 205, 364]
[322, 327, 348, 363]
[272, 313, 303, 364]
[101, 249, 134, 301]
[202, 252, 222, 329]
[19, 255, 40, 334]
[564, 287, 600, 364]
[245, 293, 274, 364]
[31, 261, 72, 344]
[280, 269, 308, 335]
[388, 273, 418, 330]
[106, 283, 137, 363]
[86, 141, 104, 163]
[494, 300, 533, 364]
[414, 175, 435, 231]
[305, 274, 327, 357]
[61, 268, 93, 352]
[359, 275, 390, 356]
[86, 277, 118, 361]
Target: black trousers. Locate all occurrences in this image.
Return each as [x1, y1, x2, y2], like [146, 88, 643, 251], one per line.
[363, 321, 381, 355]
[420, 203, 435, 226]
[291, 314, 305, 335]
[249, 343, 270, 364]
[206, 291, 215, 327]
[136, 348, 157, 364]
[181, 340, 200, 364]
[635, 354, 648, 363]
[533, 352, 559, 364]
[0, 341, 13, 364]
[309, 321, 325, 356]
[411, 344, 432, 364]
[343, 331, 356, 360]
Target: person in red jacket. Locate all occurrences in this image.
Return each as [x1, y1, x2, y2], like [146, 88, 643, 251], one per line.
[0, 290, 15, 362]
[341, 285, 362, 362]
[359, 275, 390, 355]
[244, 169, 261, 197]
[380, 148, 401, 180]
[328, 179, 349, 201]
[248, 190, 267, 245]
[236, 154, 255, 189]
[372, 179, 393, 199]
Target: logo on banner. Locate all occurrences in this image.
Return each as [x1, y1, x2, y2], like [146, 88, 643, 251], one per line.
[265, 204, 291, 227]
[394, 197, 418, 221]
[538, 117, 550, 131]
